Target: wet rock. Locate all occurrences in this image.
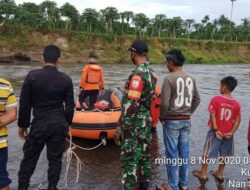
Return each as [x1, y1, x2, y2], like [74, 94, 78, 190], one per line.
[0, 52, 33, 63]
[14, 52, 32, 62]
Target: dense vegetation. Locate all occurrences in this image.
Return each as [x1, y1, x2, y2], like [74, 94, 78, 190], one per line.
[0, 0, 250, 64]
[0, 0, 250, 42]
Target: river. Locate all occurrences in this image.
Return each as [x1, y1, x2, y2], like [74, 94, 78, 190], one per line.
[0, 63, 249, 190]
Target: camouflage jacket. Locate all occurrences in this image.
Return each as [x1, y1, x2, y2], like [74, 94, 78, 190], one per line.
[120, 62, 157, 122]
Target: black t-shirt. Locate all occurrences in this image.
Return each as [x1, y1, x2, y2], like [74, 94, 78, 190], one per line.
[18, 65, 75, 128]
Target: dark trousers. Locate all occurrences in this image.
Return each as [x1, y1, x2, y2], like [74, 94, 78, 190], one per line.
[18, 117, 68, 188]
[0, 148, 11, 189]
[79, 90, 99, 108]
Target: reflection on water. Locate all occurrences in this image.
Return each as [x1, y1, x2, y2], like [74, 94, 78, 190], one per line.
[0, 63, 249, 190]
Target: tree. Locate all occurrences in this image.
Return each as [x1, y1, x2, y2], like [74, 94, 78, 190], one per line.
[81, 8, 98, 33]
[205, 22, 216, 39]
[241, 18, 250, 27]
[218, 15, 232, 28]
[184, 19, 195, 39]
[148, 18, 155, 37]
[60, 2, 79, 30]
[240, 18, 250, 42]
[0, 0, 17, 22]
[15, 2, 43, 29]
[1, 1, 250, 42]
[168, 17, 183, 38]
[201, 15, 210, 39]
[217, 15, 233, 40]
[40, 0, 59, 30]
[100, 7, 119, 34]
[124, 11, 133, 34]
[192, 23, 202, 39]
[119, 11, 127, 35]
[201, 15, 209, 26]
[154, 14, 166, 37]
[133, 13, 149, 36]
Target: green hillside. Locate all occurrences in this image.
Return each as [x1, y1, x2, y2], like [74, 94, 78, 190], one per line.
[0, 26, 250, 64]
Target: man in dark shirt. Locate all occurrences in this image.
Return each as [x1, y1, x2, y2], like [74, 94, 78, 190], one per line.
[17, 45, 75, 190]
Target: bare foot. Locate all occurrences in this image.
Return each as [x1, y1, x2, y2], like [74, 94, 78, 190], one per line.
[156, 185, 164, 190]
[193, 170, 208, 181]
[212, 171, 224, 182]
[162, 181, 173, 190]
[156, 181, 173, 190]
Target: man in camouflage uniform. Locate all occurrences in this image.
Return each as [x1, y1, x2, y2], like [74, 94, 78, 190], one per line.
[115, 40, 157, 190]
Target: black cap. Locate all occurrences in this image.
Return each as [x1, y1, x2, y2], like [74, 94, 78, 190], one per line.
[128, 40, 148, 55]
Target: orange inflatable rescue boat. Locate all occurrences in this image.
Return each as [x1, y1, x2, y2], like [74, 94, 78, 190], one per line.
[71, 86, 161, 139]
[71, 89, 122, 140]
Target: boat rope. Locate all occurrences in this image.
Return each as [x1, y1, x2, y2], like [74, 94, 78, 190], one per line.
[65, 133, 107, 150]
[84, 108, 121, 115]
[63, 132, 107, 187]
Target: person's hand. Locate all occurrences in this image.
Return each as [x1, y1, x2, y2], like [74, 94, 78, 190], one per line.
[248, 146, 250, 155]
[68, 126, 72, 136]
[159, 118, 164, 126]
[78, 87, 83, 95]
[101, 89, 105, 96]
[115, 139, 121, 146]
[152, 123, 157, 128]
[114, 125, 122, 146]
[215, 130, 223, 140]
[224, 132, 233, 140]
[19, 128, 28, 140]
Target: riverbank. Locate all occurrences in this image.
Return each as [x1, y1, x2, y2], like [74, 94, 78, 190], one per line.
[1, 26, 250, 64]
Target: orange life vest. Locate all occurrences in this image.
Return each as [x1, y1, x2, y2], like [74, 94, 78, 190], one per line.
[86, 65, 102, 84]
[151, 85, 161, 128]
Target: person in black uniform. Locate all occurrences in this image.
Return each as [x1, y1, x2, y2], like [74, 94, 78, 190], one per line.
[17, 45, 75, 190]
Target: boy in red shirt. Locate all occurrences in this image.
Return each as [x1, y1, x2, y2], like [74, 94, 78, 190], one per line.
[193, 76, 241, 182]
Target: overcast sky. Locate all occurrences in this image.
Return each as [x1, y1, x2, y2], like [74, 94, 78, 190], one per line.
[15, 0, 250, 24]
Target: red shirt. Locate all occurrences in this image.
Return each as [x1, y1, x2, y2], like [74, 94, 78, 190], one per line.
[208, 95, 241, 134]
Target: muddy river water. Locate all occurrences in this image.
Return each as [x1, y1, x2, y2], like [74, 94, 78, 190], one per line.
[0, 63, 249, 190]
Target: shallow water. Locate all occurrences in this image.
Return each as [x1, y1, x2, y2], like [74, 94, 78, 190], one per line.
[0, 63, 250, 190]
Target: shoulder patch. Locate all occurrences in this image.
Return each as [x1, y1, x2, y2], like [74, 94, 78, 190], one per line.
[127, 75, 144, 101]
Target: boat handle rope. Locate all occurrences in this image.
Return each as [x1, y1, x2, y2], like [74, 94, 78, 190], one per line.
[76, 108, 121, 115]
[63, 132, 107, 187]
[86, 108, 112, 114]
